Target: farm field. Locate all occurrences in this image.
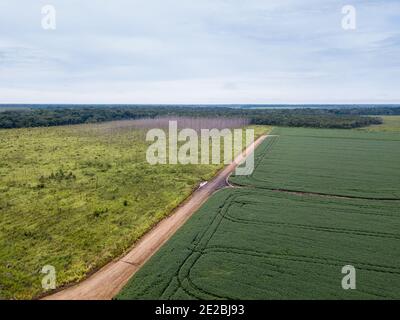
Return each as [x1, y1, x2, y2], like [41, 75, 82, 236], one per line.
[117, 127, 400, 300]
[0, 119, 268, 299]
[230, 127, 400, 199]
[116, 188, 400, 299]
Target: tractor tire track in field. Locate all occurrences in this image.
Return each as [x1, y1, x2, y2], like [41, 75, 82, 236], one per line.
[179, 245, 400, 300]
[118, 128, 400, 300]
[175, 242, 400, 300]
[184, 245, 400, 300]
[203, 246, 400, 275]
[42, 134, 269, 300]
[168, 193, 237, 300]
[221, 211, 400, 240]
[167, 190, 400, 300]
[144, 132, 400, 300]
[160, 192, 239, 299]
[256, 186, 400, 201]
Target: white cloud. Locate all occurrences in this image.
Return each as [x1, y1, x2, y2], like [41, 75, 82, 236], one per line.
[0, 0, 399, 103]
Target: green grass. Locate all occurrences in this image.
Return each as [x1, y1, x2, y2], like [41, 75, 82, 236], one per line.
[117, 188, 400, 299]
[231, 127, 400, 199]
[0, 122, 270, 299]
[360, 116, 400, 133]
[117, 127, 400, 300]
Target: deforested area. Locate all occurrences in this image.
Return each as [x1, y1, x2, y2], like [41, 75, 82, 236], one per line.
[0, 117, 267, 299]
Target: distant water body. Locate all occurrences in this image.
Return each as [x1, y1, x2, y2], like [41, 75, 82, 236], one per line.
[1, 104, 400, 110]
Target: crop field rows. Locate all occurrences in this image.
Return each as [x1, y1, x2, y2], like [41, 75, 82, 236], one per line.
[117, 189, 400, 299]
[117, 127, 400, 300]
[231, 128, 400, 199]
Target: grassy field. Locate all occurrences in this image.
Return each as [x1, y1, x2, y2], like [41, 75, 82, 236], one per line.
[0, 120, 269, 299]
[231, 128, 400, 199]
[360, 116, 400, 133]
[117, 127, 400, 300]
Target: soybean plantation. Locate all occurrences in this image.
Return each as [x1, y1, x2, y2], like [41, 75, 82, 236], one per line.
[117, 127, 400, 300]
[231, 127, 400, 199]
[117, 188, 400, 299]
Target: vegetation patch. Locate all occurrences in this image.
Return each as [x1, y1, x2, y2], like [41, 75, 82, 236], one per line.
[0, 120, 269, 299]
[0, 105, 386, 129]
[359, 116, 400, 133]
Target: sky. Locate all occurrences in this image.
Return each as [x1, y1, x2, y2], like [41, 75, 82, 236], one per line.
[0, 0, 399, 104]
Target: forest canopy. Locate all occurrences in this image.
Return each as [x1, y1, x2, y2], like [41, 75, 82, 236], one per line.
[0, 105, 396, 129]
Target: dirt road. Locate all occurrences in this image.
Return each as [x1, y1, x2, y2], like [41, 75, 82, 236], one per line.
[44, 135, 267, 300]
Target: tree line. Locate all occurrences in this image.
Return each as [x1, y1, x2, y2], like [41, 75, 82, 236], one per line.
[0, 105, 395, 129]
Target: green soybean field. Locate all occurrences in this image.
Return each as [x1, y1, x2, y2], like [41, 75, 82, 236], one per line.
[231, 127, 400, 199]
[117, 127, 400, 300]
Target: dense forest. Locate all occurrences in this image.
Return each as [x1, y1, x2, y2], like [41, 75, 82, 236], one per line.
[0, 105, 397, 129]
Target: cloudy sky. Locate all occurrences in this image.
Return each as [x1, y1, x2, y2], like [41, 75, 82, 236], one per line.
[0, 0, 399, 104]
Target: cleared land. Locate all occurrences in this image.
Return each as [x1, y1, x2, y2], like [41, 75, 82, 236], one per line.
[118, 128, 400, 300]
[0, 119, 269, 299]
[360, 115, 400, 133]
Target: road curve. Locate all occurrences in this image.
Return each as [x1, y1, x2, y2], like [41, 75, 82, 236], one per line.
[43, 134, 267, 300]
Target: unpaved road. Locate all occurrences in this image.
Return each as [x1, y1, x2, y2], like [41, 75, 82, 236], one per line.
[44, 135, 267, 300]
